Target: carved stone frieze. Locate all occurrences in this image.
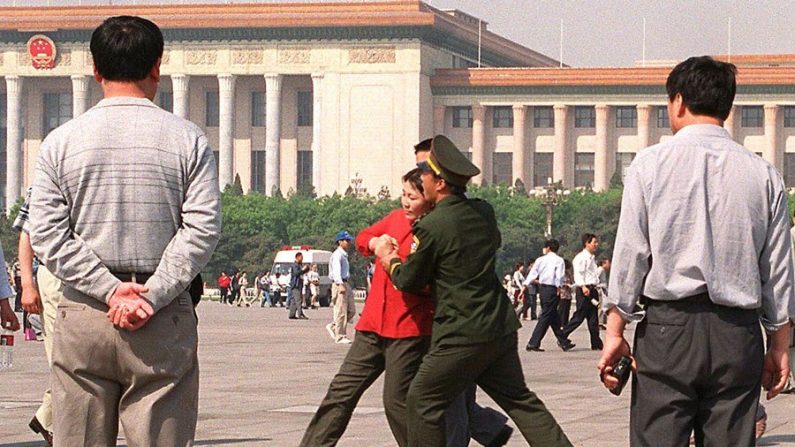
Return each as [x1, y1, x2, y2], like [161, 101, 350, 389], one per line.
[185, 50, 217, 65]
[348, 47, 396, 64]
[232, 49, 263, 65]
[162, 50, 171, 65]
[58, 49, 71, 66]
[278, 48, 310, 64]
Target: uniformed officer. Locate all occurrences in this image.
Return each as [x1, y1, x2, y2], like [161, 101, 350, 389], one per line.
[374, 135, 572, 447]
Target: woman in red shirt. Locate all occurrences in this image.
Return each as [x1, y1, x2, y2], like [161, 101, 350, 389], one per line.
[300, 168, 435, 447]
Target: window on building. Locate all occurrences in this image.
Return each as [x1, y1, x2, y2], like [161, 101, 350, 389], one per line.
[159, 92, 173, 113]
[492, 153, 513, 185]
[615, 106, 637, 128]
[451, 106, 473, 128]
[297, 150, 313, 191]
[534, 153, 553, 187]
[297, 91, 313, 127]
[43, 92, 72, 136]
[741, 106, 763, 127]
[251, 151, 267, 193]
[783, 106, 795, 128]
[615, 153, 636, 183]
[533, 106, 553, 128]
[574, 106, 595, 128]
[656, 106, 669, 128]
[574, 153, 595, 188]
[785, 153, 795, 187]
[251, 92, 266, 127]
[492, 106, 513, 128]
[205, 91, 219, 127]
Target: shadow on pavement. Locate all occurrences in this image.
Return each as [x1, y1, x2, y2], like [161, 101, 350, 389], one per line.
[758, 434, 795, 446]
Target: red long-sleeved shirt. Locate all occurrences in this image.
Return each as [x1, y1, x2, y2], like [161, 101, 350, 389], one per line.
[355, 209, 434, 338]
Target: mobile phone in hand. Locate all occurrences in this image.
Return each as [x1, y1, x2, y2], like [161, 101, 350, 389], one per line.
[609, 356, 632, 396]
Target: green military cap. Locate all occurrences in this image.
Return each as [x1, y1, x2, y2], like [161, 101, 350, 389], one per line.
[420, 135, 480, 187]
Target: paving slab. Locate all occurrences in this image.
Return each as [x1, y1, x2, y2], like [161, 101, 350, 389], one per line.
[1, 303, 793, 446]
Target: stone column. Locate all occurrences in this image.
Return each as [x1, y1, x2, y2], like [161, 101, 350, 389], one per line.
[471, 104, 486, 185]
[594, 104, 612, 191]
[512, 105, 528, 187]
[171, 74, 190, 119]
[5, 76, 23, 212]
[723, 105, 737, 140]
[636, 103, 651, 150]
[311, 73, 323, 195]
[552, 104, 571, 187]
[217, 74, 236, 189]
[764, 104, 781, 171]
[433, 104, 446, 135]
[70, 75, 90, 118]
[264, 74, 283, 196]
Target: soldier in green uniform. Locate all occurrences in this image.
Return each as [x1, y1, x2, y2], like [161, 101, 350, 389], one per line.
[374, 135, 572, 447]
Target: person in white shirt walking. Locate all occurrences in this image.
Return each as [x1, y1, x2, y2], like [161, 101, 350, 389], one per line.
[561, 233, 603, 350]
[307, 264, 321, 309]
[522, 240, 575, 352]
[510, 263, 525, 308]
[327, 231, 356, 344]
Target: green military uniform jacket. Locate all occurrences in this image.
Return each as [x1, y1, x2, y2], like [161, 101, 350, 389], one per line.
[389, 194, 521, 347]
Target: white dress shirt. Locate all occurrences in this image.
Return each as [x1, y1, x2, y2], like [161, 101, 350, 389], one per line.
[572, 249, 599, 287]
[525, 251, 565, 287]
[606, 124, 795, 330]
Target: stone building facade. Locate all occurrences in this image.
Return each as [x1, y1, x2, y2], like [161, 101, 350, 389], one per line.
[1, 1, 794, 211]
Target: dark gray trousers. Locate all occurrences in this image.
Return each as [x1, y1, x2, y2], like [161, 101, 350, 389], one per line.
[630, 295, 764, 447]
[288, 288, 305, 318]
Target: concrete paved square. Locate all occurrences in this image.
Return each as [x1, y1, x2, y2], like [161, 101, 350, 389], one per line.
[1, 302, 793, 446]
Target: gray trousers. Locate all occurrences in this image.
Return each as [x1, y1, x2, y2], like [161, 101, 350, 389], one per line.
[289, 288, 305, 318]
[631, 295, 764, 447]
[52, 288, 199, 447]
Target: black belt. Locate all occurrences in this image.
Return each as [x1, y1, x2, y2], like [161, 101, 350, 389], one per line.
[111, 272, 154, 284]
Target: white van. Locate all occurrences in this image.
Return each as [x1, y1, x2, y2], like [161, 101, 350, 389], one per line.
[270, 245, 333, 306]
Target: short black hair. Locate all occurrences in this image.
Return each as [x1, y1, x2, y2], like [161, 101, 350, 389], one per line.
[544, 239, 560, 253]
[90, 16, 164, 81]
[515, 262, 523, 270]
[582, 233, 598, 248]
[414, 138, 432, 154]
[665, 56, 737, 121]
[295, 252, 303, 259]
[402, 168, 424, 193]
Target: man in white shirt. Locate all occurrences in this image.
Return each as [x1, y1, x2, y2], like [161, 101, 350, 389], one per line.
[561, 233, 602, 350]
[599, 56, 793, 446]
[511, 263, 525, 307]
[327, 231, 356, 344]
[522, 240, 574, 352]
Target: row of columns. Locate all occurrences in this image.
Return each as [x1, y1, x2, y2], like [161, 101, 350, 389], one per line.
[3, 72, 324, 209]
[434, 102, 786, 191]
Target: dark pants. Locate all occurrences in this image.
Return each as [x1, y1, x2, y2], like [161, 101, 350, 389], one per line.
[558, 298, 571, 327]
[516, 289, 538, 320]
[561, 286, 602, 349]
[526, 285, 569, 348]
[630, 295, 764, 447]
[445, 384, 509, 447]
[219, 287, 228, 303]
[288, 289, 305, 318]
[300, 332, 430, 447]
[406, 333, 572, 447]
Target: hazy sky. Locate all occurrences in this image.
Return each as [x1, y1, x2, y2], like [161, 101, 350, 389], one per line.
[4, 0, 794, 67]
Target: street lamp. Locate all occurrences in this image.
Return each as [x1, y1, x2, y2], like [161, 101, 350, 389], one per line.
[528, 178, 570, 238]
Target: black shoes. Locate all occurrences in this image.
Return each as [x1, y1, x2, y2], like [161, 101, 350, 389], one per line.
[525, 345, 544, 352]
[486, 426, 513, 447]
[29, 416, 53, 447]
[557, 340, 576, 352]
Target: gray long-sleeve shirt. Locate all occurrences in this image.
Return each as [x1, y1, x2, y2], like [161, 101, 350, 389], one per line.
[606, 124, 795, 330]
[29, 96, 221, 313]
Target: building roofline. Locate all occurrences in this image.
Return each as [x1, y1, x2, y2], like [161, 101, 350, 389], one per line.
[430, 65, 795, 88]
[0, 1, 559, 68]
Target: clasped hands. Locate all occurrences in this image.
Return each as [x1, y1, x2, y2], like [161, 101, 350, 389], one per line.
[106, 282, 154, 331]
[370, 234, 399, 259]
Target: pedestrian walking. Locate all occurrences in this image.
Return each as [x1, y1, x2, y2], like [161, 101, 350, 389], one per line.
[288, 253, 310, 320]
[327, 231, 356, 344]
[375, 135, 572, 447]
[561, 234, 603, 350]
[218, 271, 231, 304]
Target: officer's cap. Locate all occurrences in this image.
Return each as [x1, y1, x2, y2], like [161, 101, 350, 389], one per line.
[417, 135, 480, 187]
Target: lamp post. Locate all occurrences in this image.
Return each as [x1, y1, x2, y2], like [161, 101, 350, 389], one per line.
[529, 179, 570, 238]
